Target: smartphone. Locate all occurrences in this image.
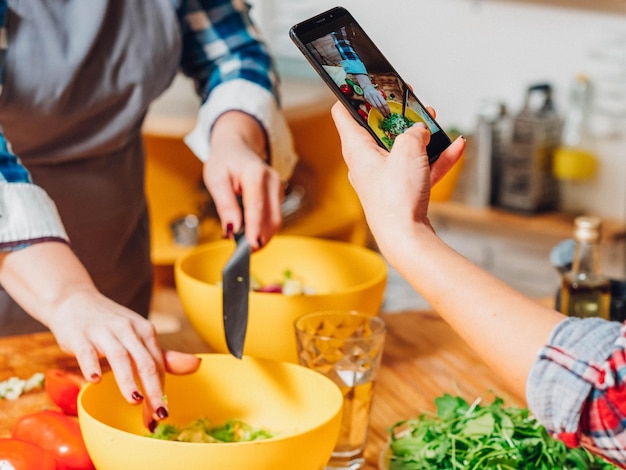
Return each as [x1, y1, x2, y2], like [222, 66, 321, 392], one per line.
[289, 6, 451, 164]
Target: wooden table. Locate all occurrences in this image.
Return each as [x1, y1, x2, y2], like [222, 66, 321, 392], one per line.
[0, 309, 520, 469]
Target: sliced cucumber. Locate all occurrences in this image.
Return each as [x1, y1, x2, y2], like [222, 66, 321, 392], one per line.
[345, 78, 364, 96]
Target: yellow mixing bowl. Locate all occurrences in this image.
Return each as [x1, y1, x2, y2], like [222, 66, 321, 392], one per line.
[368, 101, 424, 150]
[78, 354, 343, 470]
[175, 235, 387, 363]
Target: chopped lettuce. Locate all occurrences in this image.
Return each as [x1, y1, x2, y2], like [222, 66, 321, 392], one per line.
[0, 372, 44, 400]
[149, 418, 275, 443]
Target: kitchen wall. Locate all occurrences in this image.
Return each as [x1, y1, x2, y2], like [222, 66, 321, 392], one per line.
[154, 0, 626, 218]
[251, 0, 626, 129]
[245, 0, 626, 220]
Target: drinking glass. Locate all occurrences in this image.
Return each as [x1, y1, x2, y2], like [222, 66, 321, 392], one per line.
[294, 310, 386, 470]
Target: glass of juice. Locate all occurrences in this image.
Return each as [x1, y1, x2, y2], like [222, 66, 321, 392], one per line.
[294, 310, 386, 470]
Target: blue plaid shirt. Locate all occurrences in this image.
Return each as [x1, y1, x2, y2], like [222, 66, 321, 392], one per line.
[331, 26, 367, 76]
[0, 0, 276, 185]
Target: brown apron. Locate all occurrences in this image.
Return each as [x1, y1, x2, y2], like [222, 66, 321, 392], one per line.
[0, 0, 182, 334]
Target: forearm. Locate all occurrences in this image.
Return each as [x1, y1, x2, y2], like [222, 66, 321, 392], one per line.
[0, 242, 97, 326]
[380, 223, 565, 401]
[355, 74, 374, 90]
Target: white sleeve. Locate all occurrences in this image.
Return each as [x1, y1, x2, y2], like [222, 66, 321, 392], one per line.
[0, 182, 69, 247]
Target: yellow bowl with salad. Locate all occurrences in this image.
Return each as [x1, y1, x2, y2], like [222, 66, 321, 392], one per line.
[78, 354, 343, 470]
[175, 235, 387, 363]
[368, 100, 425, 150]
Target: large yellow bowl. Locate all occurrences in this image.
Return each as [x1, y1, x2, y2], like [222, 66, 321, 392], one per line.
[175, 235, 387, 363]
[78, 354, 343, 470]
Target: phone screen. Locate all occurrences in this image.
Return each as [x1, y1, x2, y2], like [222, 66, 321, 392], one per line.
[290, 7, 451, 164]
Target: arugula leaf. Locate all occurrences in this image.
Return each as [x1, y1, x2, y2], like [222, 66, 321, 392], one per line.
[387, 393, 616, 469]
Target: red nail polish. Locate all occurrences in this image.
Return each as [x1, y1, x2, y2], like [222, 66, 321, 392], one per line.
[225, 223, 234, 239]
[156, 406, 168, 420]
[90, 373, 100, 382]
[131, 391, 144, 402]
[148, 419, 158, 433]
[257, 237, 263, 249]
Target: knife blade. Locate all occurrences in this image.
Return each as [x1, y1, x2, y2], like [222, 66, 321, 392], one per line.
[222, 229, 251, 359]
[402, 86, 409, 118]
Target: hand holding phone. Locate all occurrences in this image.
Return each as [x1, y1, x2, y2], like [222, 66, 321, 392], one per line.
[289, 7, 451, 164]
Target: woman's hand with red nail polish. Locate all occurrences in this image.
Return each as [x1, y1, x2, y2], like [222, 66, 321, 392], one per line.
[204, 111, 285, 252]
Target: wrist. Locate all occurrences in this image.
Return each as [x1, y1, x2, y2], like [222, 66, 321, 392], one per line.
[211, 111, 269, 161]
[373, 218, 435, 259]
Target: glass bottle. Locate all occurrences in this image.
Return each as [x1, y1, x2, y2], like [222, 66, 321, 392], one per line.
[553, 74, 598, 213]
[559, 216, 610, 319]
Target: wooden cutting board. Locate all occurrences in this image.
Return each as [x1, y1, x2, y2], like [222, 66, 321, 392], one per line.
[0, 332, 83, 437]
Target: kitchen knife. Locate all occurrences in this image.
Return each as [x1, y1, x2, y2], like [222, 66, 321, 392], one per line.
[222, 229, 251, 359]
[401, 86, 409, 118]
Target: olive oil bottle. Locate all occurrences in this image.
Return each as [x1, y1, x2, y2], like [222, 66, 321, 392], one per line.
[560, 216, 610, 319]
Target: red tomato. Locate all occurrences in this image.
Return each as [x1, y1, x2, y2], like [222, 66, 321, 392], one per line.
[44, 369, 85, 416]
[12, 410, 94, 470]
[339, 83, 353, 96]
[0, 438, 57, 470]
[379, 89, 387, 99]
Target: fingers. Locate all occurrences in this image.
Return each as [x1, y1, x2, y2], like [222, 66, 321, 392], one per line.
[142, 351, 201, 430]
[429, 135, 466, 186]
[331, 101, 367, 137]
[203, 155, 283, 251]
[364, 90, 390, 117]
[46, 289, 199, 432]
[90, 321, 168, 423]
[163, 350, 202, 375]
[203, 164, 243, 238]
[393, 122, 431, 154]
[241, 171, 283, 250]
[72, 341, 103, 385]
[331, 102, 383, 161]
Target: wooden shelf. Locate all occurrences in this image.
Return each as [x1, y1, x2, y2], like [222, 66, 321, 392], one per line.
[429, 201, 626, 243]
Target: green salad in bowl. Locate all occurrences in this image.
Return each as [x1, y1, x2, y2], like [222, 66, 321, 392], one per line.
[379, 113, 414, 148]
[149, 418, 275, 443]
[380, 393, 616, 469]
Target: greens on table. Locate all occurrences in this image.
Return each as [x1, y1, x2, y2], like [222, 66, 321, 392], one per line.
[387, 393, 616, 469]
[149, 418, 275, 443]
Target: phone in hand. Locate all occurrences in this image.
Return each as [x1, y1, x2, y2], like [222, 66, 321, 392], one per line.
[289, 6, 451, 164]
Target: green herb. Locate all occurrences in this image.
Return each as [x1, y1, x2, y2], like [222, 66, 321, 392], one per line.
[379, 113, 414, 147]
[149, 418, 275, 443]
[387, 394, 616, 469]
